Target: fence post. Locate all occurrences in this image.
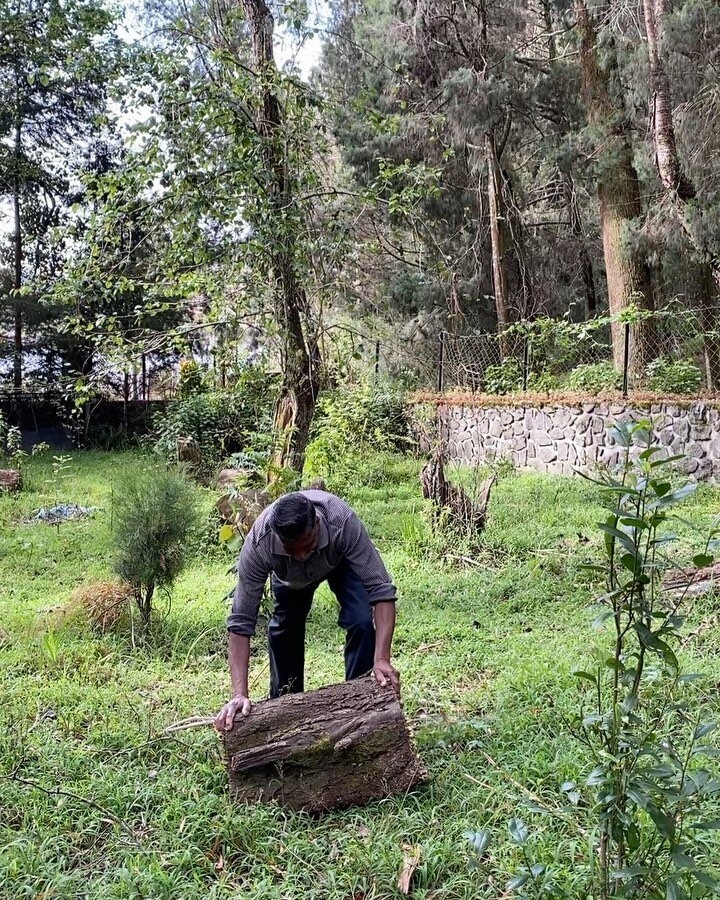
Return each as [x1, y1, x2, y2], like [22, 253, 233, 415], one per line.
[437, 331, 446, 393]
[622, 322, 630, 398]
[522, 336, 530, 392]
[374, 340, 380, 383]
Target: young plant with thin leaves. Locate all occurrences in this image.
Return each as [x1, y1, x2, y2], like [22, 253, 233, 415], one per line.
[571, 420, 720, 898]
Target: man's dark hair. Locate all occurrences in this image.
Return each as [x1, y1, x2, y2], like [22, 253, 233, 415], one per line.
[269, 493, 317, 542]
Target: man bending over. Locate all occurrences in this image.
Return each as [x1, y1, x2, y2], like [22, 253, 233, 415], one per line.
[215, 490, 399, 730]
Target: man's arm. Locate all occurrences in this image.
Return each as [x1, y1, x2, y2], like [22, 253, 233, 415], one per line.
[336, 504, 400, 694]
[214, 634, 252, 731]
[214, 535, 269, 731]
[373, 601, 400, 696]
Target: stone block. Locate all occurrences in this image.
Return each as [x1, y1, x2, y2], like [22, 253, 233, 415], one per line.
[534, 430, 552, 446]
[557, 442, 570, 461]
[674, 419, 691, 442]
[489, 419, 504, 438]
[695, 459, 713, 481]
[537, 446, 557, 464]
[709, 437, 720, 458]
[548, 427, 566, 440]
[685, 442, 705, 459]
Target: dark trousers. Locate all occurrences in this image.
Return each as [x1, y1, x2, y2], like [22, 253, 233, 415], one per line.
[268, 563, 376, 698]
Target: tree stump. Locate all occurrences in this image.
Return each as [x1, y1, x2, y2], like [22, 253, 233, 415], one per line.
[223, 677, 427, 813]
[0, 469, 21, 493]
[420, 445, 495, 533]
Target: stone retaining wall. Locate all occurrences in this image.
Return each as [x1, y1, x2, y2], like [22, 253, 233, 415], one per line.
[419, 401, 720, 479]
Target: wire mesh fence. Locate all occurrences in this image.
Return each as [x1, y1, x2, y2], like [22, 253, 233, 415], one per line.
[435, 309, 720, 397]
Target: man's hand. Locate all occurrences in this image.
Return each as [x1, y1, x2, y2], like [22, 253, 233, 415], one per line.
[374, 658, 400, 697]
[214, 694, 252, 732]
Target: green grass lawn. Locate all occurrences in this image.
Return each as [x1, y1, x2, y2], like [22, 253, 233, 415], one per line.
[2, 451, 720, 898]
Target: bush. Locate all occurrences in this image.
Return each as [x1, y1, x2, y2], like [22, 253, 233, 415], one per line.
[151, 367, 276, 473]
[304, 381, 409, 489]
[482, 358, 523, 395]
[60, 580, 136, 634]
[563, 362, 620, 393]
[113, 469, 199, 629]
[645, 357, 702, 395]
[177, 359, 208, 399]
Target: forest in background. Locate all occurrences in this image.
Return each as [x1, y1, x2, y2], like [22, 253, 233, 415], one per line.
[2, 0, 720, 465]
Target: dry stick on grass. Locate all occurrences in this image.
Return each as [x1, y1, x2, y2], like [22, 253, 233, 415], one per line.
[3, 768, 139, 842]
[165, 662, 271, 732]
[465, 750, 588, 837]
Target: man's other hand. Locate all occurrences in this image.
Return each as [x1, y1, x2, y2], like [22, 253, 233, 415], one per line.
[373, 658, 400, 697]
[214, 695, 252, 731]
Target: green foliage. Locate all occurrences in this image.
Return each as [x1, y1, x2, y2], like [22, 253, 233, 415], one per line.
[482, 358, 524, 394]
[177, 359, 208, 399]
[563, 362, 621, 393]
[565, 421, 720, 897]
[151, 369, 276, 473]
[113, 468, 199, 628]
[646, 357, 703, 395]
[304, 381, 409, 489]
[0, 412, 26, 469]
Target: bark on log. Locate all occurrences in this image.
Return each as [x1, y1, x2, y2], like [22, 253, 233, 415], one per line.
[223, 677, 427, 813]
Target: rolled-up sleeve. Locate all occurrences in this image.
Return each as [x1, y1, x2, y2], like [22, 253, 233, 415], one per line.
[226, 538, 270, 636]
[337, 508, 397, 605]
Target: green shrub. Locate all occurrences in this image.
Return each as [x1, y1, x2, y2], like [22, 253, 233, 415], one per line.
[113, 469, 200, 629]
[151, 367, 276, 473]
[177, 359, 207, 399]
[645, 357, 702, 395]
[482, 358, 523, 394]
[563, 362, 620, 393]
[304, 381, 409, 488]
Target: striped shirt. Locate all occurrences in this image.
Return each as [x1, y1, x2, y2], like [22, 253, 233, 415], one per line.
[226, 490, 397, 636]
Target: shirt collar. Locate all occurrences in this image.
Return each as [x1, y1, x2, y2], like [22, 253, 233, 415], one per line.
[270, 512, 330, 557]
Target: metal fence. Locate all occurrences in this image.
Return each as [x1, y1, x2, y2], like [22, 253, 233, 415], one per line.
[436, 311, 720, 396]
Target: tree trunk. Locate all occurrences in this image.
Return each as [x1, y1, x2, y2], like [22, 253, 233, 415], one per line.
[577, 0, 655, 375]
[13, 120, 23, 391]
[565, 174, 597, 318]
[485, 130, 510, 334]
[223, 677, 427, 813]
[240, 0, 319, 473]
[420, 443, 496, 533]
[642, 0, 720, 388]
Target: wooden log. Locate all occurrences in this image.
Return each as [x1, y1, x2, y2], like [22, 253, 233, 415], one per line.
[0, 469, 21, 493]
[223, 677, 427, 813]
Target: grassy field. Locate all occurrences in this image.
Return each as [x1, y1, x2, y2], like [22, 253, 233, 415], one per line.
[2, 450, 720, 898]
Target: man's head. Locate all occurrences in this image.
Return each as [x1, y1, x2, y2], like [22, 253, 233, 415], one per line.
[269, 493, 319, 560]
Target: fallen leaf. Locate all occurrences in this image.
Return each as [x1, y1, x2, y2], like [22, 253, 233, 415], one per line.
[214, 853, 224, 872]
[359, 824, 370, 839]
[398, 844, 422, 895]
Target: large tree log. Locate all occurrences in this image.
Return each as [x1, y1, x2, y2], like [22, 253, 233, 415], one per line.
[223, 677, 427, 813]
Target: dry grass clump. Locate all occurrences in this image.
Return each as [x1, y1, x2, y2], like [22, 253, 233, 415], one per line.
[63, 580, 136, 633]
